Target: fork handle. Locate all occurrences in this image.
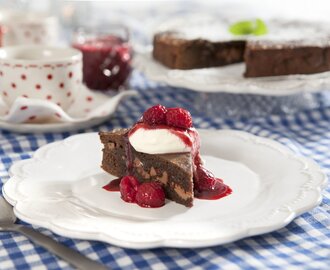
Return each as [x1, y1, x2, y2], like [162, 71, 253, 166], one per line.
[13, 225, 108, 270]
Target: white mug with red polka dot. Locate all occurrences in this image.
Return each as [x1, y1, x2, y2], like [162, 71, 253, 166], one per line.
[2, 12, 59, 46]
[0, 45, 82, 111]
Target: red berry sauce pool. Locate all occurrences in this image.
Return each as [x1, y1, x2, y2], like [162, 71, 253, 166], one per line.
[72, 35, 132, 90]
[103, 178, 121, 191]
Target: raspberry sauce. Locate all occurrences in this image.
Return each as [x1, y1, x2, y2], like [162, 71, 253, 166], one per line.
[193, 162, 232, 200]
[102, 178, 121, 191]
[194, 174, 232, 200]
[196, 184, 232, 200]
[72, 35, 132, 90]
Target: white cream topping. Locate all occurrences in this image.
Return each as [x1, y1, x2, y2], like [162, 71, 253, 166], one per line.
[129, 128, 192, 154]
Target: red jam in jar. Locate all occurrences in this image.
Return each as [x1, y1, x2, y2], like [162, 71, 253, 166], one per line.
[73, 33, 132, 91]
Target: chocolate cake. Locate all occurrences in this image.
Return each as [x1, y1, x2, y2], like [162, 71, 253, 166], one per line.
[153, 32, 245, 70]
[244, 41, 330, 77]
[100, 105, 231, 208]
[100, 129, 194, 207]
[152, 18, 330, 77]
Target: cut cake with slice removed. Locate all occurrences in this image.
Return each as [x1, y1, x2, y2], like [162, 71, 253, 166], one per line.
[244, 40, 330, 77]
[153, 19, 330, 78]
[99, 129, 194, 207]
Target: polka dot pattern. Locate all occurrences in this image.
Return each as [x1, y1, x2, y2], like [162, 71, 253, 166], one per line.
[0, 54, 82, 112]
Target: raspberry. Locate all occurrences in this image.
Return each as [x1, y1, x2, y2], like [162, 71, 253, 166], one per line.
[165, 107, 192, 129]
[119, 175, 140, 203]
[136, 182, 165, 208]
[143, 104, 167, 125]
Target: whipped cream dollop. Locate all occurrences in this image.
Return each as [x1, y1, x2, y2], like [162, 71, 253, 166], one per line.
[128, 123, 199, 155]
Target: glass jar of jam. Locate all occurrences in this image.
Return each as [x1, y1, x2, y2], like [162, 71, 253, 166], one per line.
[72, 25, 132, 91]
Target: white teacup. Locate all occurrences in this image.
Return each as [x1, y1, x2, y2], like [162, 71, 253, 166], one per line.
[1, 11, 59, 46]
[0, 45, 82, 111]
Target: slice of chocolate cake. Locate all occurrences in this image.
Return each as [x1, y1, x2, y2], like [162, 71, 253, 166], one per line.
[100, 129, 194, 207]
[100, 105, 231, 208]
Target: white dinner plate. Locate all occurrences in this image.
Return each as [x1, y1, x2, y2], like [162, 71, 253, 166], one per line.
[134, 52, 330, 96]
[3, 130, 326, 249]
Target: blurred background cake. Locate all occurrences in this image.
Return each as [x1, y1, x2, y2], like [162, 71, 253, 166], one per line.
[153, 17, 330, 77]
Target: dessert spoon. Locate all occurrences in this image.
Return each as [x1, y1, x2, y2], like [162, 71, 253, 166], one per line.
[0, 196, 108, 270]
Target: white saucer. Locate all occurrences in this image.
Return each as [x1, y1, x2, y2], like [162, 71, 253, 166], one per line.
[134, 52, 330, 96]
[0, 85, 137, 133]
[3, 130, 326, 248]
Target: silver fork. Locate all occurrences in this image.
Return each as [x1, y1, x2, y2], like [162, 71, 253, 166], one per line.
[0, 197, 108, 270]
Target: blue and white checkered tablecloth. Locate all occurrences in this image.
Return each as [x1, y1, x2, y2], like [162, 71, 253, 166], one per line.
[0, 71, 329, 270]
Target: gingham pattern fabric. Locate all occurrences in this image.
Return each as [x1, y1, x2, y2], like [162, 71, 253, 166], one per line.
[0, 71, 329, 270]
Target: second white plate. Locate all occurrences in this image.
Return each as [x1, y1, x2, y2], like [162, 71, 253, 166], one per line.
[134, 52, 330, 96]
[3, 130, 326, 248]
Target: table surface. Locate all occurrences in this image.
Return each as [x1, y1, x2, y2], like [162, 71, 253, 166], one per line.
[0, 70, 329, 270]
